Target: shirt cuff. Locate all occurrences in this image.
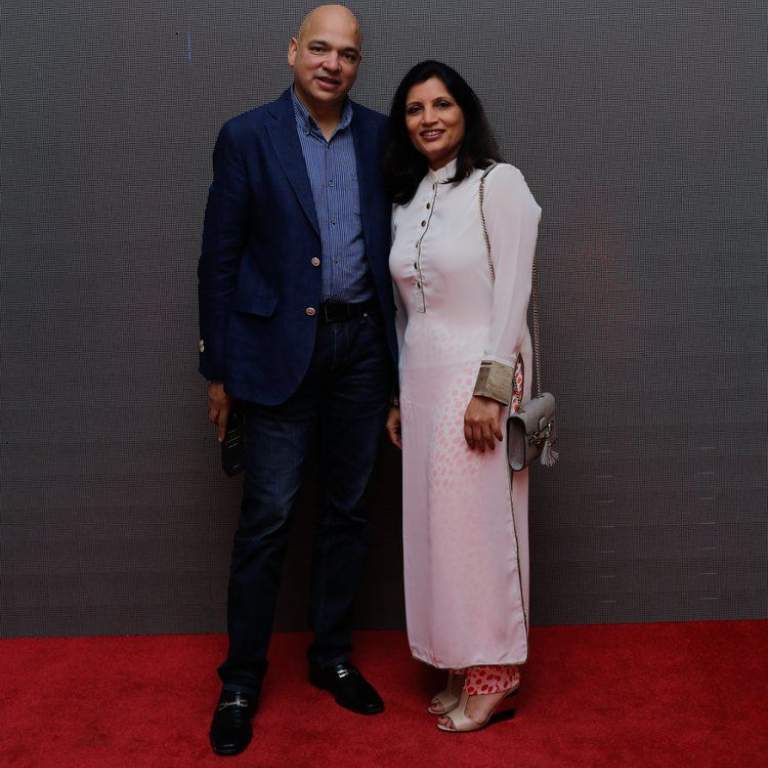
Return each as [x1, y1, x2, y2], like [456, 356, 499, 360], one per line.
[473, 360, 515, 405]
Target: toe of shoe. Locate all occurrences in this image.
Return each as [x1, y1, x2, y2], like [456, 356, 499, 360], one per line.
[341, 684, 384, 714]
[210, 717, 252, 756]
[210, 731, 251, 756]
[361, 700, 384, 715]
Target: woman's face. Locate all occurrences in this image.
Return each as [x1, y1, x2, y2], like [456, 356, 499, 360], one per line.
[404, 77, 465, 169]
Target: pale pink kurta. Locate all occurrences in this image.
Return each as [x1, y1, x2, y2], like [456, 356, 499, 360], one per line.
[390, 160, 541, 669]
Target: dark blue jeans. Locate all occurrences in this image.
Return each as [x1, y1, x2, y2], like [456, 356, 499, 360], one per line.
[218, 310, 392, 695]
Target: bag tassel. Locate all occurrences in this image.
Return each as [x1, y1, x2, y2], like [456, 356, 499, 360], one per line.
[540, 439, 559, 467]
[539, 422, 559, 467]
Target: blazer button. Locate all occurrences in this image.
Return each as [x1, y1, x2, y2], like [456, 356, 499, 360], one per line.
[311, 257, 321, 267]
[305, 307, 317, 317]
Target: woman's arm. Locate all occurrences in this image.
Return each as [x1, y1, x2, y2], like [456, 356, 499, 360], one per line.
[463, 165, 541, 453]
[473, 164, 542, 404]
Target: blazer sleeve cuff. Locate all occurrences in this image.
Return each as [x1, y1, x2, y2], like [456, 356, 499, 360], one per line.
[473, 360, 514, 405]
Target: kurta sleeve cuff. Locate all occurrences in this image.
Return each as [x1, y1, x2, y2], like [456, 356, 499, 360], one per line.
[473, 360, 515, 405]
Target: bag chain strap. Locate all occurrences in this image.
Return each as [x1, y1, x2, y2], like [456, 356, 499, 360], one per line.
[479, 167, 543, 397]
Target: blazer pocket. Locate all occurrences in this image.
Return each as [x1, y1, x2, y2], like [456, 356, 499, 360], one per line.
[233, 289, 278, 317]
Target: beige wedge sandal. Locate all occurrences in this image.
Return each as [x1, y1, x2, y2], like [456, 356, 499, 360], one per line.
[436, 688, 517, 733]
[427, 671, 465, 715]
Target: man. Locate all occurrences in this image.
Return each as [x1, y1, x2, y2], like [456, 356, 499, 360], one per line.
[197, 5, 396, 757]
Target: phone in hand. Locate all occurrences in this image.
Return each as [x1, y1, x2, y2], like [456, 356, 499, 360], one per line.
[221, 407, 245, 477]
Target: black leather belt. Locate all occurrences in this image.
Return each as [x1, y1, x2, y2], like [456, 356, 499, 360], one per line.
[319, 299, 379, 323]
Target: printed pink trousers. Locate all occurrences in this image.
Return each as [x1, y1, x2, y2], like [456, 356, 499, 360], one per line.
[453, 665, 521, 695]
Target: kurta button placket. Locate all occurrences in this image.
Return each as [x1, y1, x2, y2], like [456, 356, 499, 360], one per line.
[412, 178, 441, 314]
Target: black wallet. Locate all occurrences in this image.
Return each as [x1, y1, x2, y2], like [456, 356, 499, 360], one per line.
[221, 407, 245, 477]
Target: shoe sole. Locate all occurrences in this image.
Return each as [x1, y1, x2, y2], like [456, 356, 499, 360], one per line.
[436, 706, 516, 733]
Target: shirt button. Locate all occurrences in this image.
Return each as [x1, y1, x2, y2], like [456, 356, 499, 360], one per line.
[416, 281, 422, 288]
[413, 262, 418, 269]
[421, 220, 426, 227]
[305, 307, 317, 317]
[331, 219, 337, 225]
[311, 257, 321, 267]
[328, 180, 335, 187]
[426, 202, 431, 209]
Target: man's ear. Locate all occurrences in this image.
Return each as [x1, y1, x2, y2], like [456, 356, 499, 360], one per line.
[287, 37, 298, 67]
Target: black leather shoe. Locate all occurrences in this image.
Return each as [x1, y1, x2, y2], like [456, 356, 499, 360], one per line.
[309, 661, 384, 715]
[209, 689, 258, 756]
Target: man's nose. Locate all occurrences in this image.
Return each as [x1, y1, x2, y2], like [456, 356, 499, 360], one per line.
[323, 52, 341, 72]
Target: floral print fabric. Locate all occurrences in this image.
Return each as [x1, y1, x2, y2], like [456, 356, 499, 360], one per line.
[453, 664, 521, 695]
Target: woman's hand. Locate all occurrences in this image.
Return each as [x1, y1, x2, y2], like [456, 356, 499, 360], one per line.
[386, 406, 402, 449]
[464, 396, 504, 452]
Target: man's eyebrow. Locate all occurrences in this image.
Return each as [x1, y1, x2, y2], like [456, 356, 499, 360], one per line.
[306, 38, 360, 54]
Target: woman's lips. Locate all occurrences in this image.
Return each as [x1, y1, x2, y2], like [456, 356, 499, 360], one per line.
[420, 129, 444, 141]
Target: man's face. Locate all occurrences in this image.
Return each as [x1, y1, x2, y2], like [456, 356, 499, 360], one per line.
[288, 10, 361, 108]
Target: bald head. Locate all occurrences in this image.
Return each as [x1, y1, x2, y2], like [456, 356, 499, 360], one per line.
[297, 4, 361, 48]
[288, 4, 363, 115]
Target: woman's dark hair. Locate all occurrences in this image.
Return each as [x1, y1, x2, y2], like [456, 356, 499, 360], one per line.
[383, 60, 502, 204]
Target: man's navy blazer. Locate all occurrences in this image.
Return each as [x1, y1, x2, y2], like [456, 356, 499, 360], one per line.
[198, 88, 396, 405]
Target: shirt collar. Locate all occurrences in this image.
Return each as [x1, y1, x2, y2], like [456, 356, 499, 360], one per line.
[291, 86, 353, 138]
[428, 157, 458, 183]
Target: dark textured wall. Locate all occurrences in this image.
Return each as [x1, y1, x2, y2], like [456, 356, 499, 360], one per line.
[2, 1, 765, 637]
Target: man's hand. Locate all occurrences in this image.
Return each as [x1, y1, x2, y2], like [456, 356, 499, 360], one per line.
[207, 382, 233, 442]
[386, 406, 402, 449]
[464, 396, 504, 453]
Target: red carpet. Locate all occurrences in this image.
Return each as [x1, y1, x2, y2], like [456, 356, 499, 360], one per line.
[1, 621, 766, 768]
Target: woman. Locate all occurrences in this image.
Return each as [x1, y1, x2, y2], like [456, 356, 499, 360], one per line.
[384, 61, 541, 733]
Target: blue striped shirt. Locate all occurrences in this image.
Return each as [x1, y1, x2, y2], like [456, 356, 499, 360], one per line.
[291, 88, 373, 303]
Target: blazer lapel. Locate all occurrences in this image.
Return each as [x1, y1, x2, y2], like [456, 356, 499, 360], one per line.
[266, 90, 320, 237]
[351, 104, 375, 249]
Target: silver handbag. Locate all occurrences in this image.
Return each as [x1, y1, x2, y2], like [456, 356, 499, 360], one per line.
[479, 165, 559, 471]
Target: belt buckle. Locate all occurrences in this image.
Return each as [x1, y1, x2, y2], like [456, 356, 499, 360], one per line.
[321, 302, 343, 323]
